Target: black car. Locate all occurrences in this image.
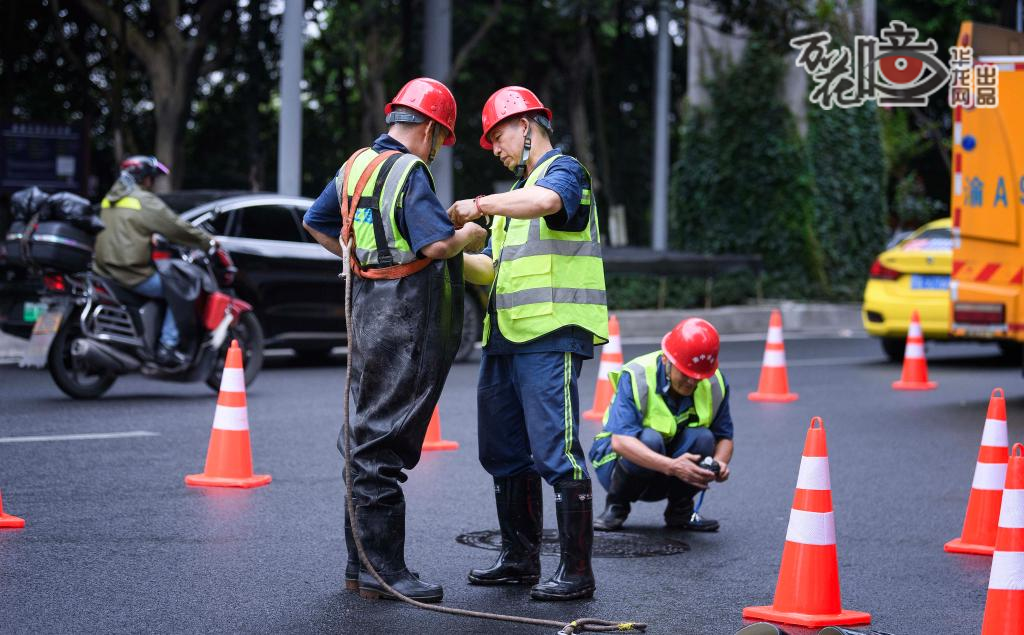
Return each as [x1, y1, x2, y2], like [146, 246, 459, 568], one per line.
[1, 190, 485, 362]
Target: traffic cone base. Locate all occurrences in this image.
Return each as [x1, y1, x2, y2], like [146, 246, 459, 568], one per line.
[892, 379, 937, 391]
[748, 391, 799, 403]
[0, 512, 25, 529]
[422, 406, 458, 452]
[185, 473, 272, 488]
[741, 606, 871, 629]
[944, 536, 995, 556]
[0, 490, 25, 528]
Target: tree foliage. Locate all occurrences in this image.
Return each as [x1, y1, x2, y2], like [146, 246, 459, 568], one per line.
[672, 39, 823, 298]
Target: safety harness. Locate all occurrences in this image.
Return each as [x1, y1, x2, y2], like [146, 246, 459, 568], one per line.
[338, 147, 433, 280]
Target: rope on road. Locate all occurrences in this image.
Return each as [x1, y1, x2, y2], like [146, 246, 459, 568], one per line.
[339, 237, 646, 634]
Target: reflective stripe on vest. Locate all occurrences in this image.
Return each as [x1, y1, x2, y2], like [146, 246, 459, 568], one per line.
[592, 352, 726, 467]
[485, 153, 608, 345]
[101, 197, 142, 210]
[336, 150, 432, 268]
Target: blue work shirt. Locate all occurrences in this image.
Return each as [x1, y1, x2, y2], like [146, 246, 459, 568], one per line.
[302, 134, 454, 256]
[597, 356, 734, 457]
[483, 149, 595, 358]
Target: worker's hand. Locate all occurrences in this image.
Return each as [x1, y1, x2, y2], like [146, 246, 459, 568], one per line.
[462, 223, 488, 253]
[715, 460, 730, 482]
[448, 198, 482, 228]
[667, 453, 716, 489]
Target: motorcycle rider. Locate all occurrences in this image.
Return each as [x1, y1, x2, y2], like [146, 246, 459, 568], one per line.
[93, 156, 215, 365]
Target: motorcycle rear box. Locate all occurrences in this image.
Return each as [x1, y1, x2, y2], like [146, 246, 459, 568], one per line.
[28, 221, 94, 272]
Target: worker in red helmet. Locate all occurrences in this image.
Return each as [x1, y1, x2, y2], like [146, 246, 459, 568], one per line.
[303, 78, 486, 604]
[589, 318, 734, 533]
[451, 86, 608, 601]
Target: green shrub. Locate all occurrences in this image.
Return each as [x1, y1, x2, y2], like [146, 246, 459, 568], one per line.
[671, 39, 823, 300]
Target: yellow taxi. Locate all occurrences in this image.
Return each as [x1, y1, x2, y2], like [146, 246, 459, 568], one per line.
[862, 218, 951, 360]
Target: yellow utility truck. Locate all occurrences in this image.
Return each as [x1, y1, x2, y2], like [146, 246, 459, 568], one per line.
[950, 22, 1024, 358]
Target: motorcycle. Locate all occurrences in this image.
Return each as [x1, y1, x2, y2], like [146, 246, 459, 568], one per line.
[24, 237, 263, 399]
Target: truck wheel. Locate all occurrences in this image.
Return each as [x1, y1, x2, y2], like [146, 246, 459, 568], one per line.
[880, 337, 905, 362]
[47, 315, 117, 399]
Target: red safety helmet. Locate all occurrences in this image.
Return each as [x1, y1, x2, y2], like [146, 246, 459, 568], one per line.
[662, 318, 720, 380]
[479, 86, 553, 150]
[384, 78, 457, 146]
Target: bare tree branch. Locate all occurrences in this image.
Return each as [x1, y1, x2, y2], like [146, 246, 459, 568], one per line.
[447, 0, 502, 83]
[71, 0, 158, 67]
[187, 0, 237, 73]
[48, 0, 90, 81]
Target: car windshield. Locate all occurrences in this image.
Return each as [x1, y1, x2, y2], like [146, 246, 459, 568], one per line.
[901, 227, 952, 252]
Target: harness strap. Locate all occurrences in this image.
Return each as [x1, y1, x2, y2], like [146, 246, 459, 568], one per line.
[368, 153, 403, 268]
[338, 148, 435, 280]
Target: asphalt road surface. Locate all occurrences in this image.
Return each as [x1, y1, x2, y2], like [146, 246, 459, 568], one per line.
[1, 336, 1022, 634]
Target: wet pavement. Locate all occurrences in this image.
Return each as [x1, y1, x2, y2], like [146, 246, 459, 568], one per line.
[0, 335, 1021, 634]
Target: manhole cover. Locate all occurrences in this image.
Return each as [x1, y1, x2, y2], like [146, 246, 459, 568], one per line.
[456, 529, 689, 558]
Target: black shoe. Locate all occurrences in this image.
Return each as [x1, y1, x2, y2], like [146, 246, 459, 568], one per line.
[530, 480, 595, 601]
[468, 473, 543, 586]
[155, 344, 187, 367]
[593, 464, 648, 532]
[664, 496, 719, 532]
[354, 503, 443, 603]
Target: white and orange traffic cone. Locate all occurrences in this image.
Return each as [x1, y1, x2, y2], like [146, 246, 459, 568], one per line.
[892, 310, 936, 390]
[422, 405, 458, 452]
[748, 309, 798, 403]
[584, 315, 623, 422]
[981, 442, 1024, 633]
[946, 388, 1009, 556]
[185, 340, 271, 488]
[0, 488, 25, 529]
[743, 417, 870, 628]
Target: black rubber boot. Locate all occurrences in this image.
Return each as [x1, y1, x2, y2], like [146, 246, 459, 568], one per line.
[355, 504, 443, 603]
[664, 483, 719, 532]
[594, 464, 649, 532]
[530, 480, 595, 601]
[468, 473, 543, 585]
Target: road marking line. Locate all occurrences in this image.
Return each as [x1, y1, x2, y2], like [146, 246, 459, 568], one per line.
[0, 431, 159, 444]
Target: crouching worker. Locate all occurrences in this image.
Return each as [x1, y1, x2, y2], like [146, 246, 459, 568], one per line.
[589, 318, 733, 532]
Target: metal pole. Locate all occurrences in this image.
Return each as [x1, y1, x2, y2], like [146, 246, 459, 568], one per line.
[424, 0, 453, 206]
[1017, 0, 1022, 32]
[277, 0, 303, 195]
[651, 0, 671, 251]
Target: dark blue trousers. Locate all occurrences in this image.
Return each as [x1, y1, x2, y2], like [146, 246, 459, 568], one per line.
[477, 350, 589, 484]
[595, 426, 715, 500]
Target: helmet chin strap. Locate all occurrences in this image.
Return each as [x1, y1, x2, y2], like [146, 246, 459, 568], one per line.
[427, 123, 441, 164]
[513, 123, 533, 180]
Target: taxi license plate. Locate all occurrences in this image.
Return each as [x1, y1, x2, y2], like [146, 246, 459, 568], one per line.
[911, 274, 949, 290]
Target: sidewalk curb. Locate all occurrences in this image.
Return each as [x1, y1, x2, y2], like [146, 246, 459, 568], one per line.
[612, 301, 864, 339]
